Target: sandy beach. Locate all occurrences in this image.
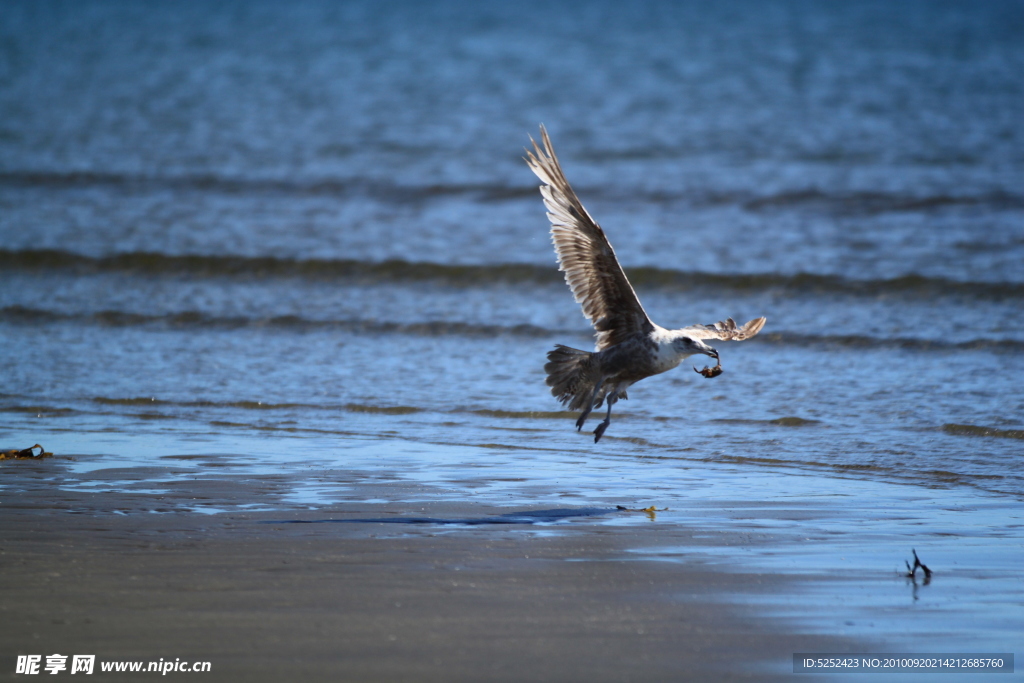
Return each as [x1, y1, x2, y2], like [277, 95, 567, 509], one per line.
[0, 453, 878, 683]
[5, 449, 1020, 682]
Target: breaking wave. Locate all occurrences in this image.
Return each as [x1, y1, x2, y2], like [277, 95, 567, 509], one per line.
[0, 305, 560, 338]
[3, 248, 1023, 300]
[943, 424, 1024, 440]
[3, 304, 1023, 351]
[0, 170, 534, 202]
[2, 170, 1020, 214]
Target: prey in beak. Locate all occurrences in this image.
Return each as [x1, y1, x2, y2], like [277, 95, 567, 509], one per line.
[694, 347, 723, 378]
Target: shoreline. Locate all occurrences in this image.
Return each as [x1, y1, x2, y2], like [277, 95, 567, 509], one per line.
[1, 511, 860, 683]
[2, 450, 1021, 682]
[0, 458, 870, 682]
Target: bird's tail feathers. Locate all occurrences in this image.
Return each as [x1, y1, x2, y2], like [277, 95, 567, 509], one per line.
[544, 345, 601, 412]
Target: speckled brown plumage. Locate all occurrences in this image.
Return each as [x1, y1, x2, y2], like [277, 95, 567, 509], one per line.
[526, 125, 767, 442]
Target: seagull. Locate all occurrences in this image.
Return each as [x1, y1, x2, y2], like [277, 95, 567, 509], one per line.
[525, 125, 766, 442]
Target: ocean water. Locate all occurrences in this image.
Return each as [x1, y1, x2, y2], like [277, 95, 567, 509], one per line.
[1, 1, 1023, 499]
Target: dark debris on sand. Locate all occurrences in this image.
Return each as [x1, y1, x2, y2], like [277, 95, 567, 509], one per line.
[904, 549, 932, 579]
[0, 444, 52, 461]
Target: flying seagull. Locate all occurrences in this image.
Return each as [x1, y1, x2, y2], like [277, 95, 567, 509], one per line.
[525, 125, 766, 442]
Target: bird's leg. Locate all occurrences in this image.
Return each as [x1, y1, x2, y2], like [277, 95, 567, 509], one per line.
[575, 379, 603, 431]
[593, 390, 618, 443]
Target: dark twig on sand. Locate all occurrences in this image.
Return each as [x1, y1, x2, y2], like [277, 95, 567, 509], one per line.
[0, 444, 52, 460]
[904, 549, 932, 579]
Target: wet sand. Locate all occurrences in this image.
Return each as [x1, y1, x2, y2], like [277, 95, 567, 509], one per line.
[0, 457, 862, 682]
[6, 448, 1022, 682]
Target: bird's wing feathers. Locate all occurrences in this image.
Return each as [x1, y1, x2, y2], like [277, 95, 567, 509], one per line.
[679, 316, 767, 341]
[525, 125, 653, 350]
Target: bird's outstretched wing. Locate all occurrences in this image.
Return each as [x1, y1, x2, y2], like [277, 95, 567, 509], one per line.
[679, 317, 767, 341]
[525, 125, 653, 351]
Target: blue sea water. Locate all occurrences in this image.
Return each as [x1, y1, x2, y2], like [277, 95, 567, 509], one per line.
[2, 0, 1024, 667]
[2, 0, 1022, 496]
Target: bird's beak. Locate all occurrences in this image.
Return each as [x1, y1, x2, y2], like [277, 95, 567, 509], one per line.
[708, 347, 719, 360]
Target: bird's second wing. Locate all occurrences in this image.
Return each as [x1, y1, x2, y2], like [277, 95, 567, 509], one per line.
[679, 317, 767, 341]
[525, 125, 653, 350]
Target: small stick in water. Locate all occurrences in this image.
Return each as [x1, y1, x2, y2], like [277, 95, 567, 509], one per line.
[904, 549, 932, 579]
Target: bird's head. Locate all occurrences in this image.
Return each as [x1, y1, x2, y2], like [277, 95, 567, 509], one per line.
[672, 335, 718, 360]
